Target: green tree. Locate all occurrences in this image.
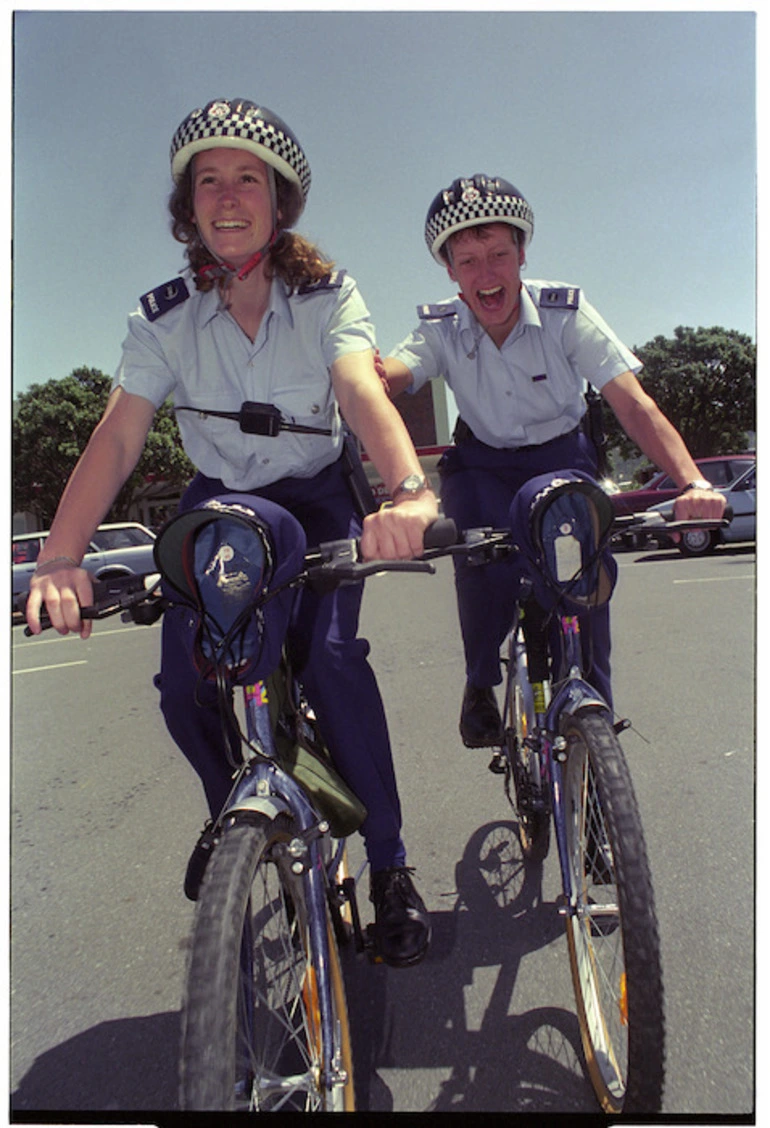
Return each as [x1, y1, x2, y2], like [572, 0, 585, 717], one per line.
[604, 326, 756, 466]
[13, 367, 195, 526]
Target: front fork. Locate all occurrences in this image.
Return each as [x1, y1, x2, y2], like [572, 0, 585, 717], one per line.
[234, 681, 350, 1098]
[515, 613, 611, 913]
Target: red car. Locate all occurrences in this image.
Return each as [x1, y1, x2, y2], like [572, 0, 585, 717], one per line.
[611, 454, 755, 548]
[611, 454, 755, 517]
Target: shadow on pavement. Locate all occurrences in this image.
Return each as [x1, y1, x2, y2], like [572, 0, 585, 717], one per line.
[343, 819, 599, 1113]
[11, 1010, 180, 1115]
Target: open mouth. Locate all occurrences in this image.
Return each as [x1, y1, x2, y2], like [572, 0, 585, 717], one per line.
[213, 220, 249, 231]
[477, 285, 506, 312]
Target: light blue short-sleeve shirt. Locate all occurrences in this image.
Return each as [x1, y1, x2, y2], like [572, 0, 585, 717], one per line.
[113, 270, 375, 489]
[390, 280, 641, 449]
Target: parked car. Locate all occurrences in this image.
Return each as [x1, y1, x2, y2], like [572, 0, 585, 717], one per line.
[12, 522, 157, 609]
[611, 454, 755, 548]
[647, 461, 756, 556]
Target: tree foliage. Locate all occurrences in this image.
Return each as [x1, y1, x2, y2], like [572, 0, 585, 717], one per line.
[604, 326, 756, 464]
[13, 367, 195, 526]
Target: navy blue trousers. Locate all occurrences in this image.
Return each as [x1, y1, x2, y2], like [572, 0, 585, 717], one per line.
[156, 458, 406, 871]
[439, 429, 613, 708]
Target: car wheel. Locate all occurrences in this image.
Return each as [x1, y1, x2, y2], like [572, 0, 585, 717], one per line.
[677, 528, 717, 556]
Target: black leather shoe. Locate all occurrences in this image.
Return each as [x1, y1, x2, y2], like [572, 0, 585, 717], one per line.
[459, 684, 503, 748]
[370, 867, 431, 967]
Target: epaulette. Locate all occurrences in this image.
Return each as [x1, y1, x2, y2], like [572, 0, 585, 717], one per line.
[296, 269, 346, 296]
[418, 303, 458, 320]
[539, 286, 580, 310]
[140, 277, 190, 322]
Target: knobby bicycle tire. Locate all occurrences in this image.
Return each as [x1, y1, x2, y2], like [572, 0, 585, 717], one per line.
[561, 709, 665, 1113]
[503, 630, 550, 862]
[179, 813, 354, 1111]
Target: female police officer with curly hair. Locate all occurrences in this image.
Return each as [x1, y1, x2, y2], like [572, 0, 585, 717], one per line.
[26, 98, 437, 968]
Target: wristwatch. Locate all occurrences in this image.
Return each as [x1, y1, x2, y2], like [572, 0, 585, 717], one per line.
[679, 478, 715, 494]
[391, 473, 429, 501]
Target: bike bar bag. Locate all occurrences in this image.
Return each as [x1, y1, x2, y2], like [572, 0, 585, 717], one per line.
[154, 493, 307, 684]
[509, 471, 617, 613]
[264, 655, 367, 837]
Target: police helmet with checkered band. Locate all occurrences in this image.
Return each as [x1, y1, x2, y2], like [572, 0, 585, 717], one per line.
[170, 99, 311, 226]
[425, 175, 534, 264]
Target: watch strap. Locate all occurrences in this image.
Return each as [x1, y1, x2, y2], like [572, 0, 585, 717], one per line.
[680, 478, 714, 494]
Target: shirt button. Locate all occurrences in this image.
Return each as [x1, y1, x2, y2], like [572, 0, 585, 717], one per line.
[311, 404, 320, 414]
[261, 458, 270, 465]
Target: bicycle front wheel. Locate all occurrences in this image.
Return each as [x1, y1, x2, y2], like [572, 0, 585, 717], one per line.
[179, 813, 354, 1112]
[561, 710, 665, 1114]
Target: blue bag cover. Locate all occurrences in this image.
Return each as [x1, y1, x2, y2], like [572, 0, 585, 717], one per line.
[154, 493, 307, 683]
[508, 471, 617, 613]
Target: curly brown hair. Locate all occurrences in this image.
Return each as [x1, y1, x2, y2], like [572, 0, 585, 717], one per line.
[168, 162, 334, 294]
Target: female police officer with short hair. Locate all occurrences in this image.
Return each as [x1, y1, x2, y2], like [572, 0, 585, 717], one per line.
[378, 174, 725, 748]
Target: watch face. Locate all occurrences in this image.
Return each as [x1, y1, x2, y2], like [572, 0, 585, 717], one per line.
[393, 473, 428, 499]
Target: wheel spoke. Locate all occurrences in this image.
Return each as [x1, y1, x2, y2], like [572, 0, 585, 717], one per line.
[181, 817, 354, 1112]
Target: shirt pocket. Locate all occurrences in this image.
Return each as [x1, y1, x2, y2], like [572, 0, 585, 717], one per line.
[271, 371, 337, 433]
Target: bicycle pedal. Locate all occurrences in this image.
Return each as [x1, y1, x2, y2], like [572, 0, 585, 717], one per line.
[488, 752, 507, 775]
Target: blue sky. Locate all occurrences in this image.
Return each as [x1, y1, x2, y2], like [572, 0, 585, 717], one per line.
[12, 8, 757, 399]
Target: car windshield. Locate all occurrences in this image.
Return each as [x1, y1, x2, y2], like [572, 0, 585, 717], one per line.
[91, 527, 154, 550]
[656, 458, 753, 492]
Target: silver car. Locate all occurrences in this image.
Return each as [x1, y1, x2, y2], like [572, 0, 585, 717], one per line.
[12, 522, 157, 605]
[648, 461, 756, 556]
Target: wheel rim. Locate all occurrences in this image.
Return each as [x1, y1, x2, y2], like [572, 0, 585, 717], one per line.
[682, 528, 711, 552]
[564, 740, 628, 1111]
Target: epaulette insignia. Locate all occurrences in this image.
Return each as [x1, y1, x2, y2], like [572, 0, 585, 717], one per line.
[418, 303, 458, 320]
[539, 286, 580, 310]
[296, 269, 346, 296]
[140, 278, 190, 322]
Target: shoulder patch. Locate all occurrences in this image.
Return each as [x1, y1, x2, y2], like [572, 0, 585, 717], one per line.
[296, 269, 346, 296]
[140, 277, 190, 322]
[418, 303, 458, 321]
[539, 286, 580, 310]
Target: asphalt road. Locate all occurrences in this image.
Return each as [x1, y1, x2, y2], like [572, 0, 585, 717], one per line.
[10, 542, 757, 1120]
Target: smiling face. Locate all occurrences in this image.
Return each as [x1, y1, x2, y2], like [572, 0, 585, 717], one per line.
[446, 223, 525, 347]
[191, 148, 276, 269]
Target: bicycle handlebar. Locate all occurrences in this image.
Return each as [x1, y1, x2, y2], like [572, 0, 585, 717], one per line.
[22, 504, 732, 636]
[24, 517, 460, 635]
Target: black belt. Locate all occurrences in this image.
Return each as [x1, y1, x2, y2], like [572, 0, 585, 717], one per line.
[452, 417, 581, 452]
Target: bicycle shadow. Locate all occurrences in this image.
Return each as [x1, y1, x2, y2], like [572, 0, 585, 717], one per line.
[10, 1010, 180, 1113]
[343, 819, 597, 1113]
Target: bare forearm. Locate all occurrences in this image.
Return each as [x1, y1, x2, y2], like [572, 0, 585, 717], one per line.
[333, 353, 426, 494]
[379, 357, 415, 399]
[344, 385, 425, 494]
[39, 391, 154, 563]
[603, 373, 702, 488]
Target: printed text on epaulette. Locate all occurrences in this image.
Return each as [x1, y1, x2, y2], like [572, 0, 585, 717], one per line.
[140, 278, 190, 322]
[539, 287, 580, 310]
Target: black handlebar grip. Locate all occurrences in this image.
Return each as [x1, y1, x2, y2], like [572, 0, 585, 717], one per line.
[423, 517, 458, 549]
